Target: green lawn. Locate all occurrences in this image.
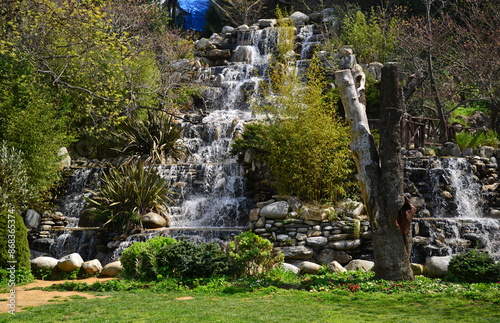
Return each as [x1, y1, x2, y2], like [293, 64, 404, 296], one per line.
[2, 288, 499, 323]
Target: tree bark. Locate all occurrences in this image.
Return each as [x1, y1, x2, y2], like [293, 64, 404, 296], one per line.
[335, 64, 415, 281]
[403, 69, 427, 103]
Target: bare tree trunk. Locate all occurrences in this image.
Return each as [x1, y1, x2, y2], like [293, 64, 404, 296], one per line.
[425, 0, 448, 143]
[335, 63, 415, 281]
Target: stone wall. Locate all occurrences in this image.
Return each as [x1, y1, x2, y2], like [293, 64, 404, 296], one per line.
[246, 196, 374, 265]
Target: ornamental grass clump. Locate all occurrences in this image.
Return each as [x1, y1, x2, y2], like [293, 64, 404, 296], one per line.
[113, 110, 189, 164]
[85, 162, 174, 230]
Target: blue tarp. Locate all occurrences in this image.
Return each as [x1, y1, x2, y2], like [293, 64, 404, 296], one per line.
[177, 0, 211, 31]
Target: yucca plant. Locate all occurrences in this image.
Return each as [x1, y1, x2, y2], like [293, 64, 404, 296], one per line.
[113, 110, 189, 164]
[85, 162, 174, 230]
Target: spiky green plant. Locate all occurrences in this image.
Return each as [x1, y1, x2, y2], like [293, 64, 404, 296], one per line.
[113, 110, 189, 164]
[85, 162, 174, 230]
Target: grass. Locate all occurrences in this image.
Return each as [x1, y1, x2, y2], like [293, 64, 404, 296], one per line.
[1, 287, 499, 322]
[1, 272, 499, 322]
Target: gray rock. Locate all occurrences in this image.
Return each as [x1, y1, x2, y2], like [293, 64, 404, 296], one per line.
[463, 147, 474, 157]
[231, 46, 254, 63]
[101, 261, 123, 277]
[290, 11, 310, 22]
[82, 259, 103, 275]
[142, 212, 166, 229]
[236, 24, 250, 32]
[287, 196, 302, 212]
[345, 259, 374, 272]
[281, 263, 300, 274]
[327, 261, 347, 274]
[490, 209, 500, 219]
[209, 33, 224, 46]
[221, 26, 235, 34]
[58, 253, 84, 272]
[426, 256, 451, 278]
[23, 209, 41, 230]
[31, 238, 54, 253]
[206, 49, 231, 60]
[306, 236, 328, 247]
[58, 147, 71, 168]
[248, 208, 260, 222]
[316, 248, 335, 264]
[299, 261, 321, 274]
[336, 200, 364, 217]
[260, 201, 289, 219]
[31, 256, 59, 271]
[170, 59, 192, 72]
[214, 74, 225, 87]
[257, 19, 277, 28]
[255, 216, 266, 228]
[279, 245, 314, 260]
[276, 234, 290, 242]
[328, 239, 361, 250]
[195, 38, 212, 50]
[295, 233, 307, 241]
[300, 207, 328, 221]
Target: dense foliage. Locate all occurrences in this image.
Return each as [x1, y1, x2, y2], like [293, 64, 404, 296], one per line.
[85, 162, 174, 230]
[121, 232, 284, 281]
[0, 209, 31, 270]
[228, 231, 284, 277]
[447, 249, 500, 283]
[233, 56, 355, 202]
[120, 236, 177, 280]
[112, 110, 189, 164]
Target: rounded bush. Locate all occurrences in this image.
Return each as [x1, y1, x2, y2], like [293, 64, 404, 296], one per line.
[0, 209, 31, 270]
[447, 249, 500, 283]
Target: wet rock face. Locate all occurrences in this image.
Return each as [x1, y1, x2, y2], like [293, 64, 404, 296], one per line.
[404, 151, 500, 261]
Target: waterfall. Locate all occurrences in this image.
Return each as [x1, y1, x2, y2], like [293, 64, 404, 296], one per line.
[406, 157, 500, 261]
[428, 158, 483, 218]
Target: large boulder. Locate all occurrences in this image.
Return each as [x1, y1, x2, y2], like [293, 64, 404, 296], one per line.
[279, 245, 314, 260]
[142, 212, 166, 229]
[327, 261, 347, 274]
[23, 209, 41, 230]
[82, 259, 103, 275]
[425, 256, 451, 278]
[57, 253, 84, 272]
[345, 259, 374, 272]
[101, 261, 123, 277]
[31, 256, 59, 271]
[316, 249, 352, 265]
[260, 201, 289, 219]
[299, 261, 321, 274]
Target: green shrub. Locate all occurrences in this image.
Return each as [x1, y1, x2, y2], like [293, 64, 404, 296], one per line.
[341, 8, 399, 63]
[157, 240, 229, 280]
[0, 209, 31, 271]
[229, 231, 284, 277]
[0, 56, 70, 202]
[0, 142, 34, 210]
[112, 110, 189, 164]
[447, 249, 500, 283]
[456, 130, 499, 150]
[236, 58, 355, 203]
[121, 236, 176, 280]
[85, 162, 175, 230]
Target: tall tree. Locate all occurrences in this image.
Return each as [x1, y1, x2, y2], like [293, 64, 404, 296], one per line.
[335, 63, 415, 281]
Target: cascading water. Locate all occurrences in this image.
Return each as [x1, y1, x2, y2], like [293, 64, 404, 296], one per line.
[298, 25, 319, 60]
[406, 157, 500, 261]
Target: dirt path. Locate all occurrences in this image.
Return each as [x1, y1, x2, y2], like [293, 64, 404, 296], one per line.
[1, 277, 115, 314]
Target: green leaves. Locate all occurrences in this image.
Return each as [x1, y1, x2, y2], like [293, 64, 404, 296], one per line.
[112, 110, 189, 164]
[85, 162, 174, 230]
[229, 231, 284, 277]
